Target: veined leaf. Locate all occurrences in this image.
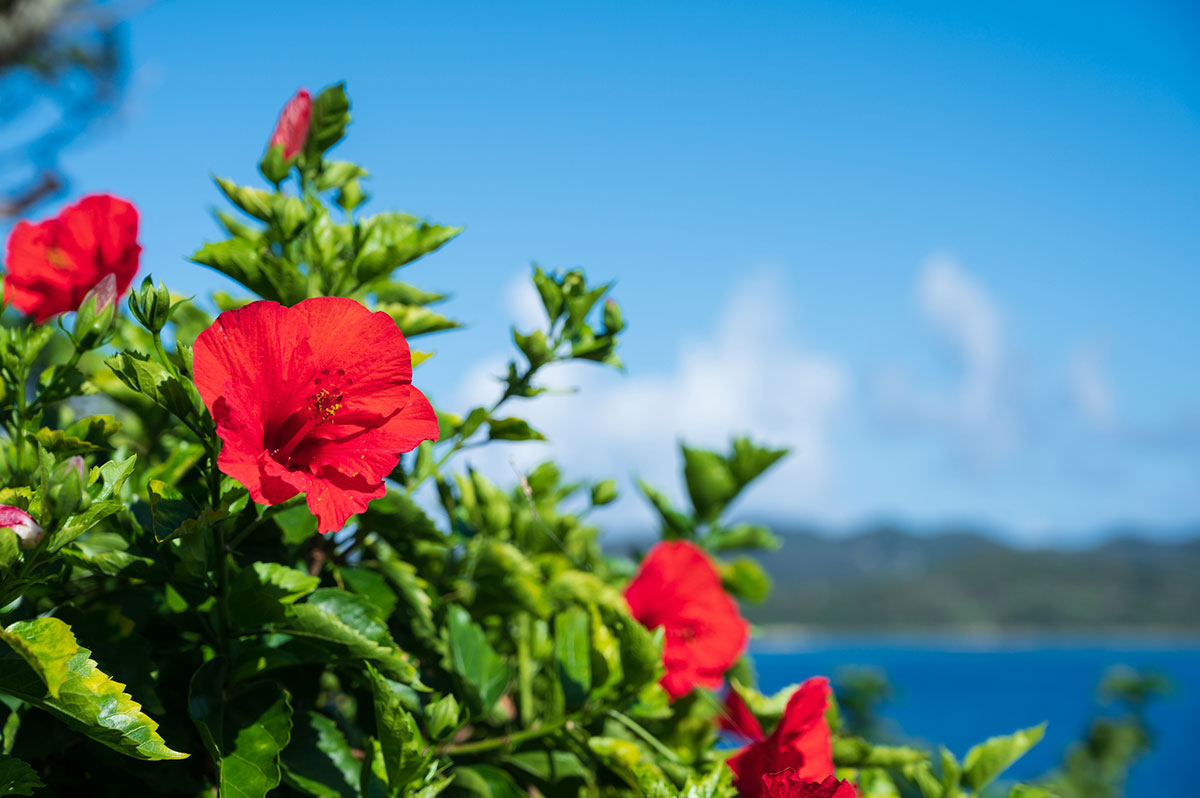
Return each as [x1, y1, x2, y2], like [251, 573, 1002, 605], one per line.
[446, 605, 510, 715]
[0, 639, 188, 760]
[280, 711, 358, 798]
[0, 754, 41, 796]
[277, 590, 419, 684]
[555, 606, 591, 710]
[105, 352, 196, 419]
[189, 658, 292, 798]
[367, 664, 427, 791]
[0, 618, 76, 698]
[230, 562, 320, 628]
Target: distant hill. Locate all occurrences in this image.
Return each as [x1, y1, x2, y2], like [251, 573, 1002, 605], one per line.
[742, 527, 1200, 631]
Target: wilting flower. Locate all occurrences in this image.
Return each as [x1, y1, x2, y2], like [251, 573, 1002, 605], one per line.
[762, 771, 858, 798]
[623, 540, 749, 699]
[192, 297, 437, 533]
[268, 89, 312, 160]
[3, 194, 140, 323]
[720, 687, 765, 741]
[0, 506, 44, 550]
[727, 678, 835, 798]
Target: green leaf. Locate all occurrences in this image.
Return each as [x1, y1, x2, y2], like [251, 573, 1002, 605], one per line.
[0, 637, 188, 760]
[373, 282, 447, 307]
[555, 606, 592, 710]
[939, 747, 961, 795]
[637, 479, 695, 539]
[0, 754, 41, 796]
[604, 606, 664, 701]
[381, 304, 462, 338]
[729, 437, 788, 487]
[453, 765, 526, 798]
[446, 605, 511, 715]
[32, 415, 119, 455]
[340, 567, 398, 619]
[531, 266, 564, 322]
[832, 737, 929, 768]
[314, 161, 367, 192]
[366, 664, 427, 791]
[215, 177, 273, 221]
[0, 531, 18, 573]
[230, 562, 321, 628]
[93, 454, 137, 501]
[190, 659, 293, 798]
[272, 194, 308, 238]
[42, 501, 121, 554]
[682, 445, 739, 522]
[681, 765, 735, 798]
[587, 737, 672, 798]
[281, 711, 358, 798]
[704, 523, 780, 553]
[375, 557, 437, 643]
[61, 546, 157, 578]
[487, 417, 546, 442]
[591, 479, 618, 506]
[961, 724, 1047, 793]
[1008, 786, 1055, 798]
[473, 539, 549, 618]
[147, 479, 228, 543]
[0, 618, 77, 698]
[279, 589, 419, 684]
[105, 352, 196, 419]
[728, 679, 801, 735]
[305, 82, 351, 163]
[719, 557, 771, 603]
[355, 212, 461, 283]
[190, 238, 307, 304]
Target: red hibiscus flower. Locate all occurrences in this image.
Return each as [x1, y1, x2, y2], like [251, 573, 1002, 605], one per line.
[192, 297, 437, 533]
[763, 771, 858, 798]
[268, 89, 312, 160]
[3, 194, 140, 323]
[720, 687, 765, 741]
[727, 677, 835, 798]
[623, 540, 749, 699]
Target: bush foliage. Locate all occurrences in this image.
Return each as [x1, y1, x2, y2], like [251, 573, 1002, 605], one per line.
[0, 83, 1075, 797]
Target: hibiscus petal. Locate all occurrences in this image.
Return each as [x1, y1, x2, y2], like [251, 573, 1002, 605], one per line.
[727, 677, 834, 798]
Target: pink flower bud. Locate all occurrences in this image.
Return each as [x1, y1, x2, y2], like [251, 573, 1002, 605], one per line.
[269, 89, 312, 160]
[67, 456, 87, 481]
[0, 505, 44, 550]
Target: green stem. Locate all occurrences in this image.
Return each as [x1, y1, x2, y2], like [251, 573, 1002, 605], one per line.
[516, 614, 534, 724]
[151, 333, 180, 378]
[213, 522, 232, 660]
[439, 718, 569, 756]
[604, 710, 682, 763]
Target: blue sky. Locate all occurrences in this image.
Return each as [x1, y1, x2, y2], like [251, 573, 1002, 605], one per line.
[16, 0, 1200, 543]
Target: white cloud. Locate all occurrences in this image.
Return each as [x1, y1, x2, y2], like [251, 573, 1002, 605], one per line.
[454, 270, 850, 528]
[1067, 343, 1116, 430]
[878, 254, 1017, 465]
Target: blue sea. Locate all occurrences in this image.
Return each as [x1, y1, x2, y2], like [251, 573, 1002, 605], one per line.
[749, 635, 1200, 798]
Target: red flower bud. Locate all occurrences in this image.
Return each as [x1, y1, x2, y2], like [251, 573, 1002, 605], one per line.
[269, 89, 312, 160]
[0, 505, 44, 550]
